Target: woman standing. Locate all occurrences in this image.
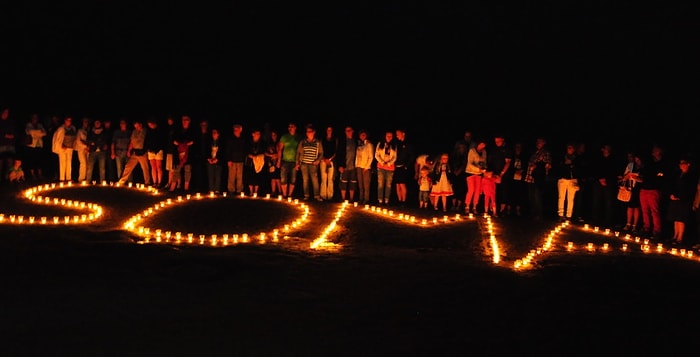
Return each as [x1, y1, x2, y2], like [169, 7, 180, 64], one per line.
[355, 129, 374, 205]
[666, 158, 698, 246]
[24, 113, 47, 181]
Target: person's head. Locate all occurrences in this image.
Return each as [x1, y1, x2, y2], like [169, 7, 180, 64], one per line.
[358, 129, 368, 141]
[30, 113, 39, 124]
[344, 126, 354, 139]
[439, 153, 449, 164]
[166, 116, 174, 126]
[64, 116, 73, 127]
[200, 120, 209, 133]
[384, 130, 394, 143]
[181, 115, 192, 128]
[232, 124, 243, 137]
[535, 137, 547, 150]
[514, 142, 523, 154]
[81, 117, 91, 128]
[251, 128, 261, 141]
[475, 138, 488, 151]
[463, 130, 473, 142]
[146, 117, 157, 129]
[13, 159, 22, 168]
[425, 155, 435, 166]
[679, 157, 691, 172]
[0, 107, 9, 120]
[133, 119, 143, 130]
[305, 124, 316, 139]
[395, 128, 406, 141]
[494, 135, 505, 147]
[92, 119, 102, 129]
[270, 130, 279, 142]
[211, 128, 220, 140]
[566, 143, 576, 155]
[103, 119, 111, 128]
[420, 167, 429, 177]
[601, 144, 612, 157]
[287, 122, 297, 134]
[325, 126, 334, 138]
[119, 118, 128, 129]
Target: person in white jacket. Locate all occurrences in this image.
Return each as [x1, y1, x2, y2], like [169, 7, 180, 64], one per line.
[354, 129, 374, 205]
[51, 116, 77, 182]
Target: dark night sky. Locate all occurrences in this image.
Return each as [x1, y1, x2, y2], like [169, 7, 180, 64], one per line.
[2, 2, 699, 153]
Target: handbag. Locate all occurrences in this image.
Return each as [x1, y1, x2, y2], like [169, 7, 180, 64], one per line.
[617, 184, 632, 202]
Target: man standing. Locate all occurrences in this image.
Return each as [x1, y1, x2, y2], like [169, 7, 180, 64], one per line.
[393, 127, 415, 207]
[117, 119, 150, 185]
[225, 124, 246, 195]
[51, 116, 77, 183]
[277, 122, 300, 198]
[337, 125, 358, 202]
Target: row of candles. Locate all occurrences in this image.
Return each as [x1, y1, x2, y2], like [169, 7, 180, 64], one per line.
[0, 183, 106, 225]
[579, 224, 698, 260]
[123, 192, 309, 246]
[16, 182, 698, 265]
[360, 203, 473, 225]
[511, 221, 700, 270]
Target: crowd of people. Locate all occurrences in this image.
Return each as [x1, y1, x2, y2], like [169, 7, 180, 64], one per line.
[2, 106, 700, 248]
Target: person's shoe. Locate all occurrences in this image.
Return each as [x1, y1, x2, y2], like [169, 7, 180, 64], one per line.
[623, 224, 632, 231]
[315, 197, 323, 202]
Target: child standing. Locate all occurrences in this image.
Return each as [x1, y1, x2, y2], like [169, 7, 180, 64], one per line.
[482, 171, 498, 217]
[430, 153, 455, 212]
[418, 166, 433, 208]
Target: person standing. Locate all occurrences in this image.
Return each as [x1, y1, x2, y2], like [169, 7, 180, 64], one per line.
[145, 117, 166, 188]
[74, 117, 90, 182]
[51, 116, 77, 183]
[85, 118, 109, 183]
[638, 144, 672, 239]
[393, 127, 415, 207]
[488, 134, 513, 216]
[244, 128, 266, 196]
[355, 129, 374, 205]
[24, 113, 47, 181]
[276, 122, 300, 198]
[336, 125, 358, 203]
[449, 141, 468, 212]
[0, 107, 17, 185]
[465, 138, 488, 214]
[666, 158, 698, 246]
[111, 118, 131, 182]
[374, 130, 397, 205]
[171, 115, 196, 191]
[430, 153, 454, 212]
[225, 123, 246, 195]
[619, 151, 643, 232]
[264, 130, 282, 197]
[163, 116, 177, 189]
[319, 125, 338, 201]
[295, 124, 323, 201]
[102, 118, 116, 183]
[205, 128, 224, 193]
[117, 119, 150, 186]
[590, 143, 620, 228]
[554, 142, 582, 222]
[524, 137, 552, 220]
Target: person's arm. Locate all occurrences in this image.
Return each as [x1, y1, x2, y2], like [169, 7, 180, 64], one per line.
[500, 158, 512, 178]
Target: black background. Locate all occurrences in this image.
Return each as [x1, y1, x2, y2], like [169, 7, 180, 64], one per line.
[3, 2, 699, 154]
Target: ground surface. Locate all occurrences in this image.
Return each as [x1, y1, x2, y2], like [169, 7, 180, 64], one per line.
[2, 183, 700, 355]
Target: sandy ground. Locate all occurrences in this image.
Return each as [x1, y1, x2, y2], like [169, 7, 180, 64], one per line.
[2, 183, 700, 355]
